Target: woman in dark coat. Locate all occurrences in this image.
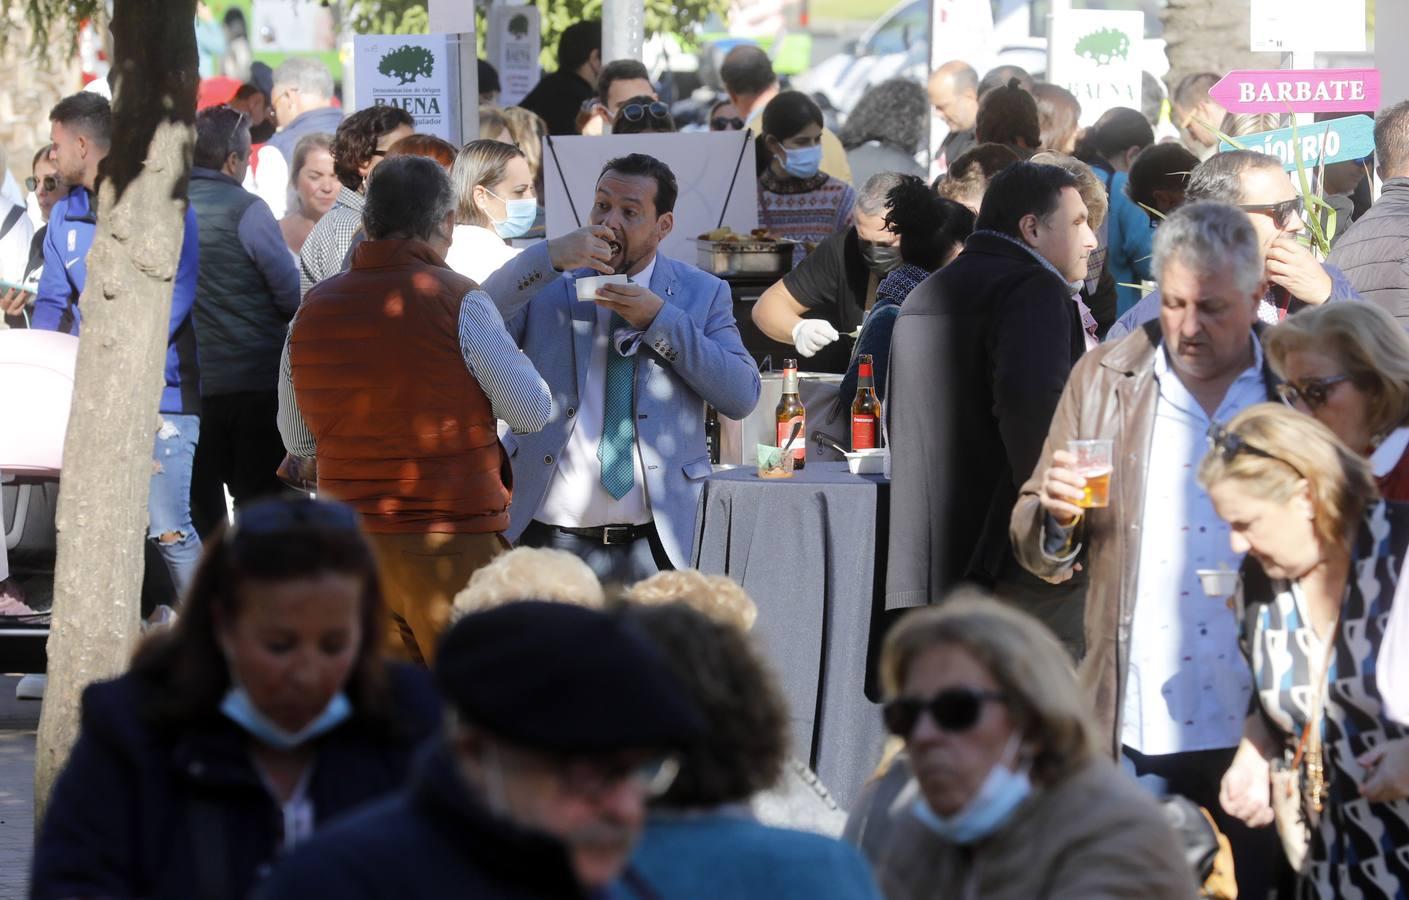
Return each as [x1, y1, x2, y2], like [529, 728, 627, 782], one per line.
[30, 497, 439, 900]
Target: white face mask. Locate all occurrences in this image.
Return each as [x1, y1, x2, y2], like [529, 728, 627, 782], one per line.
[910, 734, 1032, 845]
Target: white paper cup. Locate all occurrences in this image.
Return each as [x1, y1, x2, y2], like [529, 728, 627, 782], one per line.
[575, 274, 629, 301]
[845, 448, 886, 474]
[1196, 569, 1239, 598]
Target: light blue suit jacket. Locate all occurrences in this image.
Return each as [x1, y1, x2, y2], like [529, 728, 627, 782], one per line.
[495, 251, 761, 568]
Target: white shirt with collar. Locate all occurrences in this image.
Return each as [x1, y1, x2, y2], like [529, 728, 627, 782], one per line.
[1372, 427, 1409, 479]
[446, 224, 521, 285]
[1121, 336, 1268, 756]
[536, 256, 657, 529]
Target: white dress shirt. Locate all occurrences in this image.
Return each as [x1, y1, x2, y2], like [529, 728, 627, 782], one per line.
[445, 224, 521, 285]
[536, 256, 656, 529]
[1121, 337, 1268, 756]
[251, 146, 292, 220]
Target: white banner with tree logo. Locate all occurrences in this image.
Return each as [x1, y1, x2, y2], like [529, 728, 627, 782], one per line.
[1046, 9, 1144, 128]
[353, 33, 462, 144]
[487, 6, 541, 108]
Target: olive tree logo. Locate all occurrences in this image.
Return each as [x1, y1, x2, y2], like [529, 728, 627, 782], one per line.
[1074, 27, 1130, 66]
[378, 44, 435, 85]
[509, 13, 531, 39]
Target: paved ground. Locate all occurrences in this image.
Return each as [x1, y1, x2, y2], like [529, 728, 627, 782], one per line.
[0, 676, 40, 899]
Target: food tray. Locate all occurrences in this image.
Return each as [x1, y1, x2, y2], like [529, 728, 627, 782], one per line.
[695, 238, 797, 276]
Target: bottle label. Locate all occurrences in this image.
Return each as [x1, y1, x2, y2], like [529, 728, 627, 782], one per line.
[852, 415, 877, 450]
[778, 416, 805, 462]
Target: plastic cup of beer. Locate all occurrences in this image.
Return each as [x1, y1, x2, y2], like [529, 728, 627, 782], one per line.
[1068, 439, 1113, 509]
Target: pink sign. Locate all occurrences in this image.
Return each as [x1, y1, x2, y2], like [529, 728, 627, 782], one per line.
[1210, 68, 1380, 114]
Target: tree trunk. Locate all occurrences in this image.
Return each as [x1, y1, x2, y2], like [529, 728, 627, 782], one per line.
[1161, 0, 1281, 100]
[33, 0, 197, 824]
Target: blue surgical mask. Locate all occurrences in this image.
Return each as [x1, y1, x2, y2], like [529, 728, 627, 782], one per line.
[486, 189, 538, 239]
[220, 686, 352, 751]
[782, 144, 823, 179]
[910, 736, 1032, 845]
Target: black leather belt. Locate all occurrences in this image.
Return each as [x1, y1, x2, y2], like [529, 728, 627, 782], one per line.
[545, 522, 655, 546]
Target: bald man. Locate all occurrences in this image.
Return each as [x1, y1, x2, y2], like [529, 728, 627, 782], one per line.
[928, 61, 979, 171]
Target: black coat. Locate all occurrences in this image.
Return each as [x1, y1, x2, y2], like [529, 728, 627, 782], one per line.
[884, 231, 1087, 643]
[256, 742, 628, 900]
[1328, 177, 1409, 324]
[30, 665, 440, 900]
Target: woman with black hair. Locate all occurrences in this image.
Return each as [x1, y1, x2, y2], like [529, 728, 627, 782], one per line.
[838, 78, 927, 187]
[838, 176, 975, 405]
[758, 90, 857, 262]
[1073, 106, 1155, 316]
[31, 497, 439, 900]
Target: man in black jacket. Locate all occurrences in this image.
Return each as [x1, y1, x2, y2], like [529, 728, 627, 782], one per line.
[519, 21, 603, 136]
[886, 161, 1096, 655]
[1329, 100, 1409, 324]
[257, 602, 705, 899]
[188, 105, 301, 536]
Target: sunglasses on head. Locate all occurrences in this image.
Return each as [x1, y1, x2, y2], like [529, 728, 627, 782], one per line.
[710, 116, 745, 131]
[619, 101, 670, 123]
[1236, 196, 1304, 231]
[25, 175, 59, 193]
[1276, 374, 1350, 411]
[882, 687, 1006, 737]
[1206, 422, 1305, 477]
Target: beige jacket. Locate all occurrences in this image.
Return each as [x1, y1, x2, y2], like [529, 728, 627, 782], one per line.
[1009, 321, 1275, 756]
[877, 756, 1199, 900]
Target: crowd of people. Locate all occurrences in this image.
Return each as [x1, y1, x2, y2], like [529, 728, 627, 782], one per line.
[3, 14, 1409, 900]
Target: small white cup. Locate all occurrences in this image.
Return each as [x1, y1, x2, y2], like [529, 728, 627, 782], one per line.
[1196, 568, 1239, 598]
[575, 274, 629, 301]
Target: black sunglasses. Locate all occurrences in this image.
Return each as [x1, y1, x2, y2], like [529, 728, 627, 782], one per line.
[1206, 422, 1306, 477]
[1275, 374, 1350, 410]
[619, 101, 670, 123]
[711, 116, 745, 131]
[882, 687, 1006, 737]
[1235, 196, 1304, 231]
[25, 175, 59, 193]
[231, 497, 360, 537]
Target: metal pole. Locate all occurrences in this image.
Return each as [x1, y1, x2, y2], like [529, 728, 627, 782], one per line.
[602, 0, 646, 63]
[429, 0, 480, 145]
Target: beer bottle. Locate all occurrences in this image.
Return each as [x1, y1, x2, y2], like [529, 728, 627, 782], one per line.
[775, 358, 806, 470]
[705, 405, 721, 465]
[851, 354, 881, 450]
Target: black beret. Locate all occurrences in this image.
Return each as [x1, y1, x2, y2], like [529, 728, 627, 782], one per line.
[435, 601, 706, 754]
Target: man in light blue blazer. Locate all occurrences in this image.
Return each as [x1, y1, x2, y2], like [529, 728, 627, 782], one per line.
[497, 153, 761, 583]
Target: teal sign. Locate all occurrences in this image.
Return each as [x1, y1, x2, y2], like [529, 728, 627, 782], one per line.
[1220, 114, 1376, 171]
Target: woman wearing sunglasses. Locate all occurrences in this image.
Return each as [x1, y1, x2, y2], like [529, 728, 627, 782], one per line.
[612, 95, 677, 135]
[1200, 403, 1409, 896]
[31, 497, 439, 900]
[1264, 302, 1409, 501]
[758, 91, 857, 264]
[874, 594, 1198, 899]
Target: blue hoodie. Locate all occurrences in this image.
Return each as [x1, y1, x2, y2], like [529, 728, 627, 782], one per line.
[33, 186, 201, 415]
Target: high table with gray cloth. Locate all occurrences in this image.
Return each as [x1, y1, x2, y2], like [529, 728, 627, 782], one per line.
[692, 461, 889, 810]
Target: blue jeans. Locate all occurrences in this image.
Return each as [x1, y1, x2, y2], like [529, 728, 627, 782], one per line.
[149, 414, 202, 599]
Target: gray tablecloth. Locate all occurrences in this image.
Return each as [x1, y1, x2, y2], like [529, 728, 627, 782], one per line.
[692, 461, 888, 810]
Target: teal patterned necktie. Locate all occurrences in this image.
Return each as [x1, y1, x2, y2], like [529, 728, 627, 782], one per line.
[598, 312, 636, 499]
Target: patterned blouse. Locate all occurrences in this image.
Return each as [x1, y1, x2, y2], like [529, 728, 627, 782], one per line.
[757, 169, 855, 264]
[1246, 501, 1409, 899]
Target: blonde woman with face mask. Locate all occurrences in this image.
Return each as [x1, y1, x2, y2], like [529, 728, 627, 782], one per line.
[445, 139, 538, 284]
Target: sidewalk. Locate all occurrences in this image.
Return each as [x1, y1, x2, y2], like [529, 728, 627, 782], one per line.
[0, 676, 39, 898]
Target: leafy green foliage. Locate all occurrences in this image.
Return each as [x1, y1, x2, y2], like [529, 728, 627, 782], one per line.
[1, 0, 102, 55]
[347, 0, 430, 35]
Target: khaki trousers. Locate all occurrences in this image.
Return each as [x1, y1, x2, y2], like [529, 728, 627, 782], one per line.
[367, 531, 508, 665]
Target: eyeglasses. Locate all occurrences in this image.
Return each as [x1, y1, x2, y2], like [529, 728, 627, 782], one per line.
[231, 498, 361, 537]
[1276, 374, 1351, 410]
[710, 116, 745, 131]
[618, 102, 670, 124]
[559, 754, 680, 799]
[882, 687, 1006, 737]
[1206, 422, 1306, 477]
[25, 175, 59, 193]
[1236, 196, 1304, 231]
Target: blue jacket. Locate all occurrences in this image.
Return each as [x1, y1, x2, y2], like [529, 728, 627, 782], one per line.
[257, 742, 638, 899]
[496, 253, 761, 568]
[33, 186, 203, 415]
[1093, 166, 1156, 316]
[30, 664, 440, 900]
[626, 811, 883, 900]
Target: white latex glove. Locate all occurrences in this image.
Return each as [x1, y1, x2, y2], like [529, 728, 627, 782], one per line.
[791, 319, 840, 358]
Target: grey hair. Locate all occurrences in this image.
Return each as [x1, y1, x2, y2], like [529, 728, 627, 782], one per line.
[1375, 100, 1409, 178]
[1152, 200, 1263, 295]
[857, 171, 907, 215]
[362, 156, 456, 241]
[1186, 149, 1284, 204]
[272, 57, 334, 101]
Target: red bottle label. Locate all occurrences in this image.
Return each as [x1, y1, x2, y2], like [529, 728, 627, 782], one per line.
[852, 415, 877, 450]
[778, 416, 805, 461]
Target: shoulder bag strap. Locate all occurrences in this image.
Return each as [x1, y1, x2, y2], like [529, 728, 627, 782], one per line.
[0, 204, 23, 243]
